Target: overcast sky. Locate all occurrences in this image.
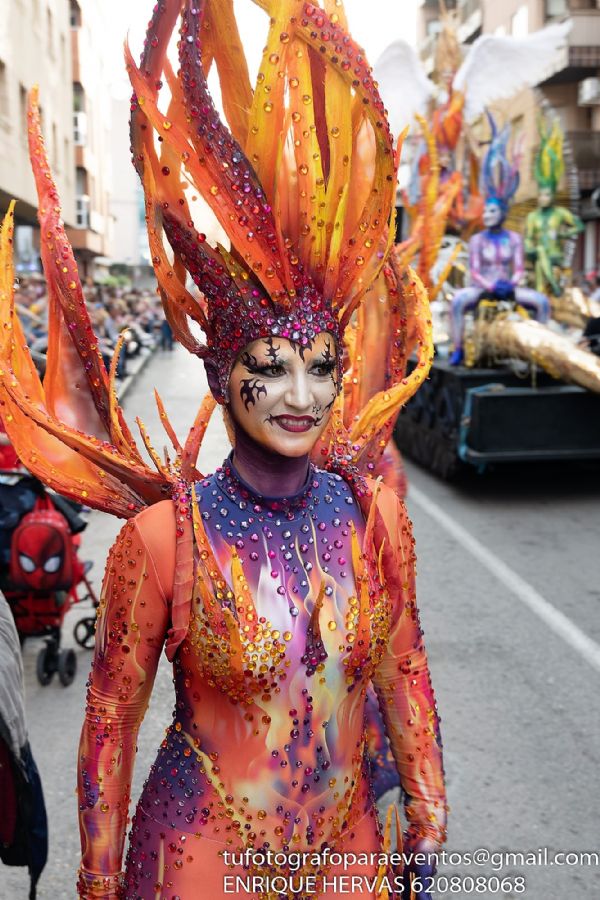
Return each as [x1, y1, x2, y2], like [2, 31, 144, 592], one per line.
[105, 0, 418, 99]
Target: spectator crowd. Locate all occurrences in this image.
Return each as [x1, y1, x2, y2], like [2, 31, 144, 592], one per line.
[13, 274, 175, 379]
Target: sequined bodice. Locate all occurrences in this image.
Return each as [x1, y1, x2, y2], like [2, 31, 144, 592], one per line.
[141, 459, 391, 851]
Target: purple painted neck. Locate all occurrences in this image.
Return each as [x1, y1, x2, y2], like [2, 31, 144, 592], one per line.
[485, 224, 507, 239]
[231, 422, 310, 499]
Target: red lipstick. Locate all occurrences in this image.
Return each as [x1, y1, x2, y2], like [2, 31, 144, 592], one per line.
[273, 415, 315, 433]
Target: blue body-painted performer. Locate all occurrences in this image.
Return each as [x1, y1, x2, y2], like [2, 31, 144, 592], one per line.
[450, 117, 550, 365]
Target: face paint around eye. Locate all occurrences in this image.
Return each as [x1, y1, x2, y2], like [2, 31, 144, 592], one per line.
[239, 378, 268, 411]
[264, 337, 281, 365]
[322, 339, 335, 367]
[240, 350, 259, 371]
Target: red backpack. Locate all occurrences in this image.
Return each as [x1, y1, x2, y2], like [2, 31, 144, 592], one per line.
[9, 495, 74, 592]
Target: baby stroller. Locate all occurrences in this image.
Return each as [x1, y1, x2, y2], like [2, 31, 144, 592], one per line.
[0, 473, 99, 687]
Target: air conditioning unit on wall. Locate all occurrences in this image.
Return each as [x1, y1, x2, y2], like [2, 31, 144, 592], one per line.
[579, 77, 600, 106]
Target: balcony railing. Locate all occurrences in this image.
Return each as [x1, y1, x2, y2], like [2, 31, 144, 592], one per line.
[75, 194, 90, 229]
[537, 9, 600, 82]
[567, 130, 600, 189]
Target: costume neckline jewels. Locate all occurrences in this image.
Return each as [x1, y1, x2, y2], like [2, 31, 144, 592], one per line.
[215, 453, 319, 518]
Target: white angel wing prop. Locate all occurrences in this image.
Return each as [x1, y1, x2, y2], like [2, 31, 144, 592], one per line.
[454, 21, 572, 122]
[374, 40, 436, 136]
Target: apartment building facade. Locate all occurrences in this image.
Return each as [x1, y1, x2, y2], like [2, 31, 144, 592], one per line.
[67, 0, 113, 275]
[0, 0, 74, 271]
[417, 0, 600, 272]
[0, 0, 113, 276]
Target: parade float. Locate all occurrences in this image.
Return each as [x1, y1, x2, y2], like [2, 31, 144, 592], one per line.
[376, 13, 600, 478]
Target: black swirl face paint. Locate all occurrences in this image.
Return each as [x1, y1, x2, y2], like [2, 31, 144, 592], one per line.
[313, 395, 335, 427]
[322, 338, 339, 388]
[238, 349, 270, 411]
[263, 337, 281, 365]
[287, 335, 315, 362]
[239, 378, 267, 411]
[322, 339, 335, 366]
[240, 350, 259, 370]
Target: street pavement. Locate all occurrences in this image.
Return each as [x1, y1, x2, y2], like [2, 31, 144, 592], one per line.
[3, 344, 599, 898]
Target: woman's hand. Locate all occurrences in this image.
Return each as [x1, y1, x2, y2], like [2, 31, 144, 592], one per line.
[397, 834, 440, 900]
[491, 279, 514, 300]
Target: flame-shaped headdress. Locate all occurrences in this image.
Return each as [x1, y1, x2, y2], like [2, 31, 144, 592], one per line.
[481, 112, 523, 218]
[534, 115, 564, 194]
[127, 0, 401, 395]
[0, 0, 433, 522]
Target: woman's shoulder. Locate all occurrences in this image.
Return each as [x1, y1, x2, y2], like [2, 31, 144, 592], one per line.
[362, 476, 410, 536]
[132, 498, 176, 537]
[129, 500, 177, 598]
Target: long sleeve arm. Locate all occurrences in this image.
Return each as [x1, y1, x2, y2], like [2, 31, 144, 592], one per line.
[559, 207, 584, 241]
[77, 516, 170, 898]
[371, 494, 448, 847]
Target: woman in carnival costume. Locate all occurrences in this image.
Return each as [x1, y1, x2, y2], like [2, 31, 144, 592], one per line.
[0, 1, 448, 897]
[524, 117, 584, 298]
[450, 114, 550, 365]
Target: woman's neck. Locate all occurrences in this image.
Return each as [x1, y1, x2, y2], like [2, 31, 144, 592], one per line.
[231, 422, 310, 498]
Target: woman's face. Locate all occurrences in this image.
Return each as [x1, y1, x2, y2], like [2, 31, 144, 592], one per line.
[228, 332, 339, 457]
[483, 200, 503, 229]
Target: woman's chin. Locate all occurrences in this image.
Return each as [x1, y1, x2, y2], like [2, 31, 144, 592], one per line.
[254, 427, 320, 459]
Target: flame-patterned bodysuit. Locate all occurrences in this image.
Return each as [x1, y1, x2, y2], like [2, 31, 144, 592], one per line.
[77, 459, 447, 898]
